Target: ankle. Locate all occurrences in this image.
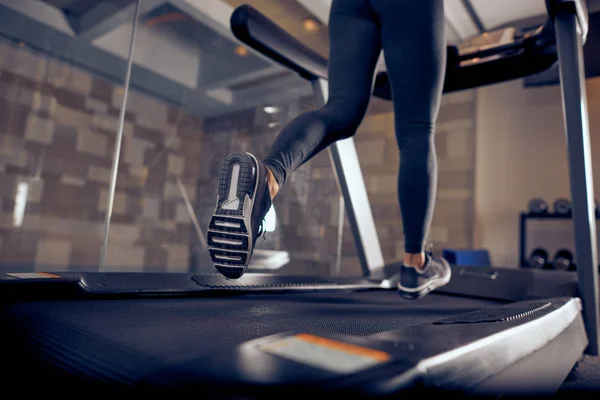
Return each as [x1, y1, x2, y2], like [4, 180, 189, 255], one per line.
[404, 252, 426, 270]
[266, 167, 280, 200]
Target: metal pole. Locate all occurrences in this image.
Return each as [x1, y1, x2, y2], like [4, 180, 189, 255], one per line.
[554, 9, 600, 355]
[99, 0, 141, 269]
[176, 175, 208, 251]
[311, 78, 385, 277]
[336, 195, 344, 275]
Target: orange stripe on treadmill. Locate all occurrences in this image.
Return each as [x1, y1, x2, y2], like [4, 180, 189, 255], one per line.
[39, 272, 61, 278]
[294, 334, 390, 361]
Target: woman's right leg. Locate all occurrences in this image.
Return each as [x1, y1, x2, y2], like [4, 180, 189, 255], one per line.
[370, 0, 451, 299]
[208, 0, 382, 279]
[262, 0, 383, 190]
[371, 0, 446, 263]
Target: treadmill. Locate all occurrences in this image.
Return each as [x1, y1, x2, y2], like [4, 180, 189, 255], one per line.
[0, 0, 597, 397]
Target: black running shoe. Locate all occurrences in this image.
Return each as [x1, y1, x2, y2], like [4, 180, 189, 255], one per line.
[397, 254, 451, 299]
[207, 152, 272, 279]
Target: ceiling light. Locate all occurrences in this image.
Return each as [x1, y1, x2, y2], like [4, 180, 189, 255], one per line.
[302, 17, 320, 32]
[268, 121, 280, 128]
[235, 45, 249, 57]
[263, 106, 279, 114]
[302, 17, 319, 32]
[144, 12, 188, 28]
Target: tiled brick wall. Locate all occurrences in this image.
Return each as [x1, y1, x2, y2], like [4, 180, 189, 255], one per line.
[0, 39, 208, 272]
[0, 39, 476, 275]
[0, 40, 343, 275]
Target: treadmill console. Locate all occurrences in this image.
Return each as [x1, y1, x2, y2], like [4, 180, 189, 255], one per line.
[458, 27, 516, 57]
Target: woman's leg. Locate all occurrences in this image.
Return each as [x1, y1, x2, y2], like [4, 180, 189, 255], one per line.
[370, 0, 446, 268]
[263, 0, 382, 192]
[208, 0, 383, 279]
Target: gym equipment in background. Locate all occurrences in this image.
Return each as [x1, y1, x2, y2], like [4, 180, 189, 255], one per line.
[528, 197, 550, 214]
[528, 247, 549, 269]
[553, 197, 572, 215]
[552, 249, 574, 271]
[442, 249, 491, 266]
[519, 198, 599, 268]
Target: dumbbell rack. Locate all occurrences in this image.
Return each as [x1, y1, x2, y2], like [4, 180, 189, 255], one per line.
[519, 211, 600, 268]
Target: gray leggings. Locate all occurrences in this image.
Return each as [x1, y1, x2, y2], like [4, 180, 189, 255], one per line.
[263, 0, 446, 254]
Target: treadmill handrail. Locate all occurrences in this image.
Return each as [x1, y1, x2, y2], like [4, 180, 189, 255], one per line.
[457, 19, 555, 61]
[230, 3, 583, 100]
[373, 21, 559, 99]
[230, 5, 328, 81]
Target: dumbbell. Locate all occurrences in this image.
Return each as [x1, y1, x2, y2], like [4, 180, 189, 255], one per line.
[551, 198, 598, 216]
[527, 248, 548, 269]
[551, 249, 573, 271]
[528, 198, 549, 215]
[569, 262, 577, 272]
[553, 198, 572, 215]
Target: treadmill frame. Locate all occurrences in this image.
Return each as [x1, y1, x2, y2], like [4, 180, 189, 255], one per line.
[549, 0, 600, 355]
[311, 78, 386, 276]
[312, 0, 600, 355]
[227, 0, 599, 355]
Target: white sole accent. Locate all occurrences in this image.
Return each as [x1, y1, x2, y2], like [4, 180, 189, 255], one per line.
[212, 237, 243, 246]
[398, 271, 451, 294]
[398, 273, 440, 293]
[222, 164, 241, 210]
[215, 254, 243, 261]
[215, 221, 241, 228]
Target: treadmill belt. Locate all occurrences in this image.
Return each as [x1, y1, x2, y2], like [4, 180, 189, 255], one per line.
[2, 291, 499, 387]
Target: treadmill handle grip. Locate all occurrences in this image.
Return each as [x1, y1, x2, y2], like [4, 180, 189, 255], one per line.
[230, 5, 329, 80]
[458, 268, 499, 280]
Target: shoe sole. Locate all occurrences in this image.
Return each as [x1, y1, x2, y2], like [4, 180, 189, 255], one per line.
[398, 268, 452, 300]
[207, 152, 260, 279]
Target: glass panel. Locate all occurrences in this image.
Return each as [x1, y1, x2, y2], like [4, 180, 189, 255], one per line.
[104, 0, 352, 276]
[0, 0, 135, 273]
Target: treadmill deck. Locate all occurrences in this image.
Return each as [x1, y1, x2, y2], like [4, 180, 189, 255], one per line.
[0, 283, 586, 396]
